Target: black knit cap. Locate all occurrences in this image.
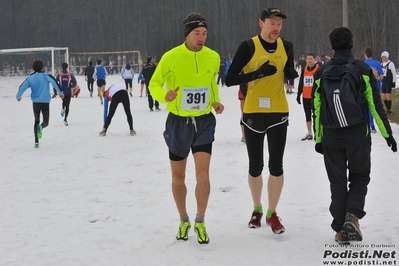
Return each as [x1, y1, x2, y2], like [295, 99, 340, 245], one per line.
[260, 8, 287, 20]
[329, 27, 354, 51]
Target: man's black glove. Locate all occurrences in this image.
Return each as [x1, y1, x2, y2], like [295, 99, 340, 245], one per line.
[315, 143, 323, 154]
[296, 94, 301, 104]
[385, 135, 397, 152]
[392, 82, 396, 88]
[252, 60, 277, 79]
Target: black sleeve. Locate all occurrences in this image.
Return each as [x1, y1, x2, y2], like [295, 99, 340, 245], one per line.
[282, 39, 298, 80]
[225, 40, 256, 86]
[48, 74, 61, 91]
[54, 74, 60, 84]
[297, 67, 305, 95]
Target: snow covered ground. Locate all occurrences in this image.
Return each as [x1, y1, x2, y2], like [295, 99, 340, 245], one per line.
[1, 74, 398, 266]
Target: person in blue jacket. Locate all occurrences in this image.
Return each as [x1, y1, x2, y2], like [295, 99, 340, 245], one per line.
[364, 47, 384, 133]
[56, 62, 77, 126]
[93, 59, 108, 104]
[16, 60, 64, 148]
[137, 69, 146, 97]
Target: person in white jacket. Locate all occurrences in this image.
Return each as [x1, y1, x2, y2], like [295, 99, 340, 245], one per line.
[381, 51, 396, 116]
[121, 63, 135, 97]
[99, 84, 136, 136]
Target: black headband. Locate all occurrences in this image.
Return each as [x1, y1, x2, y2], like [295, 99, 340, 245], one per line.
[184, 20, 207, 37]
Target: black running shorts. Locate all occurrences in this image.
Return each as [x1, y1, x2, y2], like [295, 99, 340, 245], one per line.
[163, 112, 216, 159]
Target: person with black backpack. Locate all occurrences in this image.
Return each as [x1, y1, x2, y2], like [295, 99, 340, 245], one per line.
[313, 27, 397, 245]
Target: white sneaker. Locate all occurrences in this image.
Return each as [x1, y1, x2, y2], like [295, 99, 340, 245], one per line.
[130, 130, 136, 136]
[301, 133, 313, 141]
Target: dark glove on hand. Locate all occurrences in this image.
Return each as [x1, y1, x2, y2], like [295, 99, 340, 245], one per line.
[253, 60, 277, 79]
[315, 143, 323, 154]
[385, 135, 397, 152]
[296, 95, 301, 104]
[392, 82, 396, 88]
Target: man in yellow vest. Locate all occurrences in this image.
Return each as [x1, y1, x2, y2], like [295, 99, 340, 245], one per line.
[226, 7, 298, 235]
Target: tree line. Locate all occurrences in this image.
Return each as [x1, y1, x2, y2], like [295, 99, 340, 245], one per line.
[1, 0, 398, 63]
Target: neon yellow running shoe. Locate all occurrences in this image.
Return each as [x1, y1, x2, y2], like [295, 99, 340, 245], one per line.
[176, 220, 191, 241]
[194, 222, 209, 244]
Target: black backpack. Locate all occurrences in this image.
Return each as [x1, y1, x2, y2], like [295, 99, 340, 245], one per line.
[319, 58, 369, 129]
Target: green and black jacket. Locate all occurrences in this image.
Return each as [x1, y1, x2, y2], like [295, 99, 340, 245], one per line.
[312, 49, 393, 148]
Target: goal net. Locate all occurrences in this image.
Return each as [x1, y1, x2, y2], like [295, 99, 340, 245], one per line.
[0, 47, 69, 98]
[69, 50, 142, 76]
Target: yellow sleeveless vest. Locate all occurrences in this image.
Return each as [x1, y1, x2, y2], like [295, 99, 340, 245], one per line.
[243, 36, 288, 113]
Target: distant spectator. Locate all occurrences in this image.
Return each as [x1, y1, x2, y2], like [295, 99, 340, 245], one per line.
[381, 51, 396, 116]
[93, 59, 108, 105]
[142, 56, 160, 111]
[137, 69, 146, 97]
[84, 61, 95, 97]
[121, 63, 135, 97]
[217, 57, 226, 86]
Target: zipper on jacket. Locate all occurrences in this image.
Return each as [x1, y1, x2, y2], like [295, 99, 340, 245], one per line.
[194, 54, 199, 74]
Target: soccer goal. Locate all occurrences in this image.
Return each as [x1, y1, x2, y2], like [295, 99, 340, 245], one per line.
[69, 50, 142, 76]
[0, 47, 69, 98]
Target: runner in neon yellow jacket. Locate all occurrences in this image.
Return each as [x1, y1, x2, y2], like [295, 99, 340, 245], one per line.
[149, 43, 223, 116]
[148, 13, 224, 245]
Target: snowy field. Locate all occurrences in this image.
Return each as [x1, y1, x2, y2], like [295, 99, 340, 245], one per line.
[1, 74, 398, 266]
